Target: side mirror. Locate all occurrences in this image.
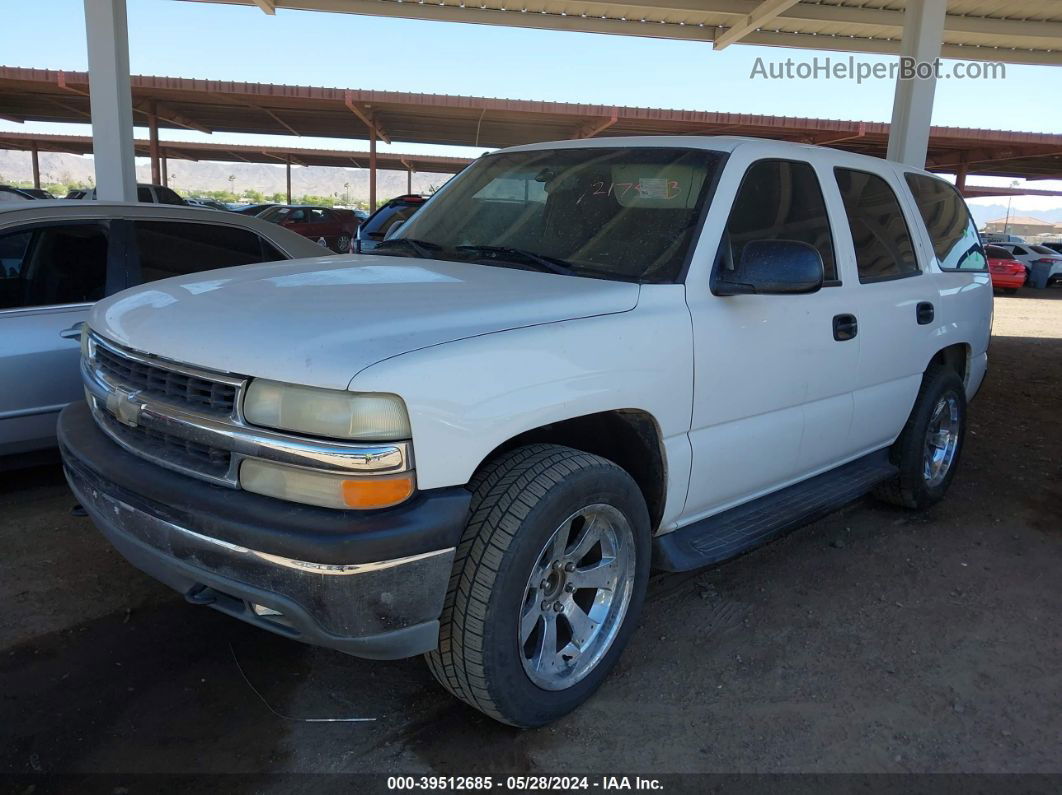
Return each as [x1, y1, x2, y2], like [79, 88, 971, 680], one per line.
[713, 239, 824, 296]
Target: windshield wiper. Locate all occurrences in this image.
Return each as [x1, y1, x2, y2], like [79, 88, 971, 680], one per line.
[456, 245, 576, 276]
[373, 238, 440, 259]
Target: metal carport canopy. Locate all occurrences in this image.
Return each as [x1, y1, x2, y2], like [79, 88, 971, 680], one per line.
[0, 130, 472, 200]
[0, 131, 472, 174]
[77, 0, 1060, 202]
[188, 0, 1062, 65]
[1, 67, 1059, 179]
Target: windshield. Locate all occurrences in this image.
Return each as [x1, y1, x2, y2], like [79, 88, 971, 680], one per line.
[259, 206, 307, 224]
[361, 203, 422, 240]
[390, 146, 724, 283]
[1029, 245, 1058, 256]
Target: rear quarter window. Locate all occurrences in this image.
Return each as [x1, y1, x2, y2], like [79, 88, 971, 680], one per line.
[904, 173, 986, 271]
[834, 168, 919, 283]
[132, 221, 279, 282]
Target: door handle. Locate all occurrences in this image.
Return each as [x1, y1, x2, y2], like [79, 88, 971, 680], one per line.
[59, 321, 85, 341]
[833, 313, 858, 342]
[916, 302, 935, 325]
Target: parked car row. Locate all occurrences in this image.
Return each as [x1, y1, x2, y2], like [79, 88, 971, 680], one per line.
[985, 245, 1027, 293]
[255, 204, 362, 253]
[184, 197, 232, 211]
[1, 185, 57, 201]
[994, 242, 1062, 284]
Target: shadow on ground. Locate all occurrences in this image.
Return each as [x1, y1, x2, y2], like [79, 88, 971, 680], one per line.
[1, 337, 1060, 777]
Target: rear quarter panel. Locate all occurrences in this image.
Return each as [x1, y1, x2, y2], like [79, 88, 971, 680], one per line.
[889, 162, 993, 401]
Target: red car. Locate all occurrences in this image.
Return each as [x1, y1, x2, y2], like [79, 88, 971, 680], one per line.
[257, 205, 359, 253]
[985, 245, 1026, 294]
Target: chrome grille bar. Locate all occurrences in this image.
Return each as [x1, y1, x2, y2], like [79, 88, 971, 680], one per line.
[83, 333, 412, 488]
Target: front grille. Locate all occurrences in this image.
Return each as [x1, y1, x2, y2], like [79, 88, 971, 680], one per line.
[94, 343, 237, 416]
[97, 408, 232, 480]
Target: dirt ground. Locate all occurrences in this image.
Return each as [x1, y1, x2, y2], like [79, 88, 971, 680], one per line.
[1, 290, 1060, 783]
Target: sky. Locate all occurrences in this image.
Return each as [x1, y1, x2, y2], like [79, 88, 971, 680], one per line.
[1, 0, 1060, 208]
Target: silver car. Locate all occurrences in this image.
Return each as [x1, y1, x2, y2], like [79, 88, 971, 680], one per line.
[0, 201, 326, 460]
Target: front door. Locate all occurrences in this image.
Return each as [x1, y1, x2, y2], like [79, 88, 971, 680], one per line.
[683, 156, 861, 521]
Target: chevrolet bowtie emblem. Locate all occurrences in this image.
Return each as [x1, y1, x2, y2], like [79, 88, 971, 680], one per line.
[106, 387, 144, 428]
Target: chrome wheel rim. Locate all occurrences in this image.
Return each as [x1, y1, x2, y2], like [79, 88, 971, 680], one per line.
[518, 504, 635, 691]
[923, 393, 960, 487]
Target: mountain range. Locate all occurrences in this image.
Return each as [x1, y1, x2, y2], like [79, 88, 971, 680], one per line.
[0, 149, 453, 202]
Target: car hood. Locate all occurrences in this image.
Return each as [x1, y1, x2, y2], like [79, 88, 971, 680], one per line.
[90, 254, 640, 389]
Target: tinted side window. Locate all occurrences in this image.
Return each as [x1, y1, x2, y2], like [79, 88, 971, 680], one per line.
[719, 159, 837, 282]
[905, 173, 985, 271]
[155, 186, 186, 206]
[261, 240, 286, 261]
[133, 221, 270, 282]
[835, 168, 919, 282]
[0, 231, 32, 308]
[0, 225, 108, 309]
[137, 186, 153, 202]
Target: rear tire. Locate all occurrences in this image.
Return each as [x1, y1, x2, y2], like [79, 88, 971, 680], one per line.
[425, 444, 650, 728]
[874, 367, 967, 510]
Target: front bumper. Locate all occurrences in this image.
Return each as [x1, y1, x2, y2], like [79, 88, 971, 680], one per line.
[60, 402, 470, 659]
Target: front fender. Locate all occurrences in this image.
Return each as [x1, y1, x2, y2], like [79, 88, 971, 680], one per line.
[348, 285, 693, 492]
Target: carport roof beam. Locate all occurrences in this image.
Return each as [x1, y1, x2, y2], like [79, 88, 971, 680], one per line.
[181, 0, 1062, 65]
[713, 0, 801, 51]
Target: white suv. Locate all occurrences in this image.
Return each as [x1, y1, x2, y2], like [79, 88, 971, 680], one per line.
[60, 137, 992, 727]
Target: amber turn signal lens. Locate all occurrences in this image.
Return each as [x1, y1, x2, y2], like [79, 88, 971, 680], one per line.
[241, 458, 415, 510]
[341, 472, 416, 509]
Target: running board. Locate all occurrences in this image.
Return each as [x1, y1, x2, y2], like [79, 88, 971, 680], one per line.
[652, 450, 897, 572]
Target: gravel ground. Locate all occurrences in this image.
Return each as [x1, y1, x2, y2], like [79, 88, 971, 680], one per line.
[1, 289, 1060, 783]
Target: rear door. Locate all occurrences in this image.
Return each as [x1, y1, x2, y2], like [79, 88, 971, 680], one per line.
[830, 165, 940, 454]
[0, 221, 117, 454]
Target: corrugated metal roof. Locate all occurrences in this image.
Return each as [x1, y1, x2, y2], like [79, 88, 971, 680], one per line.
[185, 0, 1062, 64]
[0, 131, 471, 173]
[1, 67, 1059, 178]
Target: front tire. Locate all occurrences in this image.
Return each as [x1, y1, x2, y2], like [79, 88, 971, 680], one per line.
[425, 444, 650, 727]
[875, 366, 967, 509]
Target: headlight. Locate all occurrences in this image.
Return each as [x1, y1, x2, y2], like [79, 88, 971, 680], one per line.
[243, 379, 410, 441]
[240, 458, 415, 510]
